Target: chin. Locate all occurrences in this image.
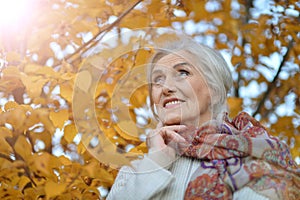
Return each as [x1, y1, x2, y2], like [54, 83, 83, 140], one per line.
[161, 116, 182, 126]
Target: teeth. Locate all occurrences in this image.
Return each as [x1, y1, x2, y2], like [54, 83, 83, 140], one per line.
[165, 100, 180, 106]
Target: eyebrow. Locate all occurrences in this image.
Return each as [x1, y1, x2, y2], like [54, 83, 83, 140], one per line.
[152, 62, 192, 73]
[173, 62, 192, 69]
[151, 62, 193, 79]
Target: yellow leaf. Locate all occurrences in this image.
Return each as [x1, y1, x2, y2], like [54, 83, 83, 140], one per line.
[24, 64, 42, 74]
[81, 187, 100, 199]
[227, 97, 243, 118]
[84, 161, 114, 183]
[120, 10, 150, 29]
[114, 120, 140, 142]
[23, 187, 43, 199]
[84, 54, 108, 71]
[64, 124, 77, 143]
[2, 66, 21, 78]
[77, 142, 87, 154]
[60, 82, 73, 103]
[231, 56, 244, 69]
[97, 151, 131, 166]
[6, 52, 21, 63]
[215, 41, 229, 49]
[29, 130, 52, 152]
[292, 129, 300, 150]
[129, 84, 148, 108]
[290, 146, 300, 159]
[61, 72, 75, 81]
[183, 0, 207, 21]
[0, 127, 13, 155]
[27, 153, 61, 179]
[0, 108, 26, 132]
[4, 101, 19, 111]
[49, 109, 69, 129]
[58, 155, 72, 166]
[0, 158, 13, 171]
[71, 18, 97, 33]
[14, 135, 32, 161]
[271, 116, 294, 135]
[111, 133, 127, 147]
[129, 142, 148, 154]
[18, 176, 31, 191]
[36, 108, 56, 134]
[0, 187, 23, 198]
[45, 181, 67, 198]
[75, 70, 92, 92]
[21, 75, 49, 98]
[241, 23, 259, 32]
[36, 66, 59, 78]
[147, 0, 165, 14]
[134, 48, 153, 67]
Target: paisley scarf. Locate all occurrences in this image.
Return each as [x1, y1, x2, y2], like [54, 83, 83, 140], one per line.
[183, 112, 300, 200]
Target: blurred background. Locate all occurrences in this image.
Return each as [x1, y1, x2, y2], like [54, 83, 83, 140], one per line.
[0, 0, 299, 199]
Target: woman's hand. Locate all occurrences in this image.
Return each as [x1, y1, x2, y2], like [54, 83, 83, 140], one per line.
[146, 122, 189, 168]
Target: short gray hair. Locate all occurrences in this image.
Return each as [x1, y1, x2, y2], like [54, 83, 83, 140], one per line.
[147, 38, 233, 118]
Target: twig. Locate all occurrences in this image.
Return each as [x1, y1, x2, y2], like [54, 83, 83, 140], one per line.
[253, 39, 294, 117]
[69, 29, 107, 66]
[0, 152, 14, 162]
[235, 64, 241, 97]
[54, 0, 143, 68]
[0, 152, 37, 187]
[235, 1, 252, 97]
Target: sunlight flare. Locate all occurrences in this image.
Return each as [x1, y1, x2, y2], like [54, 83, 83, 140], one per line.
[0, 0, 30, 26]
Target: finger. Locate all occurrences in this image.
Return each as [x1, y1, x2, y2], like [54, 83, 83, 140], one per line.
[164, 132, 189, 154]
[170, 141, 189, 155]
[160, 125, 187, 133]
[162, 130, 187, 144]
[156, 121, 163, 129]
[148, 125, 186, 139]
[146, 129, 165, 149]
[174, 140, 187, 151]
[146, 125, 188, 149]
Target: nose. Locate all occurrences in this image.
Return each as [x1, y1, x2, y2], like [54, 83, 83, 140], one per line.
[162, 76, 177, 95]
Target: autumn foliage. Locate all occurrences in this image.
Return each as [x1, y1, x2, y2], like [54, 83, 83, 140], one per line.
[0, 0, 299, 199]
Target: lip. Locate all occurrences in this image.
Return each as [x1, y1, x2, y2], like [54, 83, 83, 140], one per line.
[163, 98, 185, 108]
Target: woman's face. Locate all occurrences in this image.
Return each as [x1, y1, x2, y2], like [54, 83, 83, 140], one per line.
[151, 51, 212, 127]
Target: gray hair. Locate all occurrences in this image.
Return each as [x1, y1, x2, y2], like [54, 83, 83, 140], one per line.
[147, 38, 233, 119]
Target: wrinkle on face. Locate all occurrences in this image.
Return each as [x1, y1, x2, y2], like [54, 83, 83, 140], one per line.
[151, 51, 212, 127]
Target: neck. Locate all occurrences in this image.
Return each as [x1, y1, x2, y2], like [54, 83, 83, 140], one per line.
[169, 112, 213, 128]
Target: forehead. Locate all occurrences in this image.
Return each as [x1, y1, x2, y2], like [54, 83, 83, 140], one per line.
[152, 51, 199, 73]
[154, 52, 191, 67]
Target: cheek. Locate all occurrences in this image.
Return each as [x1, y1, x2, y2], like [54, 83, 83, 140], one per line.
[150, 88, 161, 104]
[193, 84, 211, 106]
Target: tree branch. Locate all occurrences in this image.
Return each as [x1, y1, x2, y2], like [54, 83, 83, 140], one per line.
[235, 65, 241, 97]
[0, 152, 14, 162]
[253, 39, 294, 117]
[235, 0, 252, 98]
[54, 0, 143, 68]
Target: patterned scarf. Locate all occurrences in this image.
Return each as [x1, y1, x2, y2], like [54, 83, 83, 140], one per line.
[182, 112, 300, 200]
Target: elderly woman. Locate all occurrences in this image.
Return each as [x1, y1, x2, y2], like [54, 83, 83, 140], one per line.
[107, 38, 300, 200]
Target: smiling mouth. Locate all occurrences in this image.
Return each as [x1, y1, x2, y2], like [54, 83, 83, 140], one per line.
[164, 99, 184, 108]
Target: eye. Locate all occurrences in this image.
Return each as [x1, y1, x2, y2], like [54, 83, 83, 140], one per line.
[178, 69, 190, 77]
[153, 75, 165, 85]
